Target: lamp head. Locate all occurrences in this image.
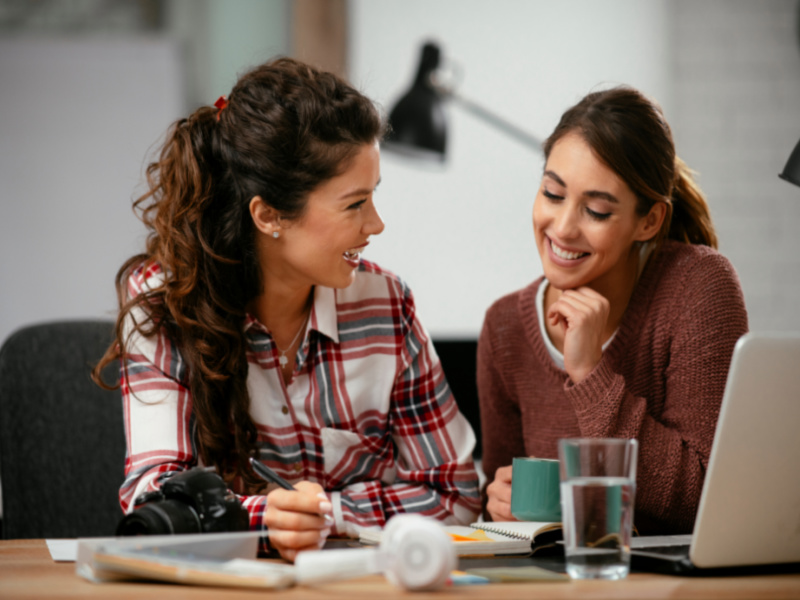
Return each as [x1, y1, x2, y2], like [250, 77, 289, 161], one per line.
[383, 42, 448, 162]
[779, 137, 800, 188]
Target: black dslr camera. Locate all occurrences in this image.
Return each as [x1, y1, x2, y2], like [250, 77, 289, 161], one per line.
[116, 467, 249, 536]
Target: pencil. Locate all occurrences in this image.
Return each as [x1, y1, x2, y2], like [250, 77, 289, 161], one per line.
[249, 457, 296, 491]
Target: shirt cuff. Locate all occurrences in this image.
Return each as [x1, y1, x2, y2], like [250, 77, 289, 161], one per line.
[330, 490, 345, 535]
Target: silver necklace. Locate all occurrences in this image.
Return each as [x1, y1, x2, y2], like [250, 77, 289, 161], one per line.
[273, 311, 310, 368]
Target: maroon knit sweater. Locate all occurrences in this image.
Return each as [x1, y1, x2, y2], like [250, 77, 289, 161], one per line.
[477, 240, 748, 535]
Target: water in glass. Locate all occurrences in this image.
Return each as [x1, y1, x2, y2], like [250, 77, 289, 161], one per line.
[560, 476, 635, 580]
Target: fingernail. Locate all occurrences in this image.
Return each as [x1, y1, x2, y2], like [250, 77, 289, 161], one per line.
[316, 492, 332, 513]
[323, 513, 335, 526]
[317, 528, 331, 548]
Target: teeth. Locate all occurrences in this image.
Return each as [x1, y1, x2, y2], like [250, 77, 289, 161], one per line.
[343, 249, 361, 260]
[551, 240, 586, 260]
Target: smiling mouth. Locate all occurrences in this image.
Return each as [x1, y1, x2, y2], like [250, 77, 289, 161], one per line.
[550, 239, 588, 260]
[343, 248, 362, 262]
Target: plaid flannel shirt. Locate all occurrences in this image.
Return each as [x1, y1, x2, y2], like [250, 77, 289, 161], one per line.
[120, 259, 481, 537]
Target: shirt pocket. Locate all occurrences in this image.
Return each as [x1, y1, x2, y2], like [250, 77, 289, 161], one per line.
[321, 427, 396, 488]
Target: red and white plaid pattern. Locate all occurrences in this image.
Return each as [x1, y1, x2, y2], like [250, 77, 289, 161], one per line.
[120, 259, 481, 537]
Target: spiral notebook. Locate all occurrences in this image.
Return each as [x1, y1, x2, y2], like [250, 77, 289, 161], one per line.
[469, 521, 563, 554]
[359, 521, 560, 556]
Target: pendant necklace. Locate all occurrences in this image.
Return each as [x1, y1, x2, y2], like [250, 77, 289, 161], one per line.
[273, 311, 310, 368]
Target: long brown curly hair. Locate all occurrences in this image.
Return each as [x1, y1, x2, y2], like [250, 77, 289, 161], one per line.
[93, 57, 383, 490]
[543, 86, 717, 251]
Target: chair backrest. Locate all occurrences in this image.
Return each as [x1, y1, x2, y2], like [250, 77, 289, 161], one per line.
[432, 339, 481, 459]
[0, 320, 125, 539]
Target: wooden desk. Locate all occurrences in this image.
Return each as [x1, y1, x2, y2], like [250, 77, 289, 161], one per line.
[2, 539, 800, 599]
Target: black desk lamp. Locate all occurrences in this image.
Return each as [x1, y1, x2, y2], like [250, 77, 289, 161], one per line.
[779, 137, 800, 187]
[383, 41, 542, 162]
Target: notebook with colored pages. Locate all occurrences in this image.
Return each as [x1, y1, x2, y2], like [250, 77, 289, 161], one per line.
[469, 521, 562, 554]
[359, 522, 558, 556]
[75, 531, 294, 589]
[630, 332, 800, 575]
[89, 546, 295, 589]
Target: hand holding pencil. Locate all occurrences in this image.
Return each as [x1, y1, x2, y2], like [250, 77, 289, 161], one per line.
[250, 457, 334, 563]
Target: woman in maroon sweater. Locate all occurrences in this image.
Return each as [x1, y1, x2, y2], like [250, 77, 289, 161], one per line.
[478, 87, 748, 535]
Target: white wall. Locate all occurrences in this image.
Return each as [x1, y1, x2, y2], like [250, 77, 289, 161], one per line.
[349, 0, 672, 338]
[670, 0, 800, 332]
[167, 0, 289, 109]
[0, 0, 290, 347]
[2, 1, 797, 347]
[0, 38, 184, 345]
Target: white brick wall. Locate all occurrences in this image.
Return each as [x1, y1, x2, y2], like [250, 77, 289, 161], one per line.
[670, 0, 800, 331]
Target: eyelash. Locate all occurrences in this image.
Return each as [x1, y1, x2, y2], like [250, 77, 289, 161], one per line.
[348, 199, 367, 210]
[587, 208, 611, 221]
[542, 189, 612, 221]
[542, 189, 563, 201]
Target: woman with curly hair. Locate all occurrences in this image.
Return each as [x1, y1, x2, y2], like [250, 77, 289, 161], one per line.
[94, 57, 480, 561]
[479, 86, 748, 535]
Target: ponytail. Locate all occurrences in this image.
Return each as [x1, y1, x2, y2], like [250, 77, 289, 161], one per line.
[666, 157, 717, 249]
[94, 103, 258, 486]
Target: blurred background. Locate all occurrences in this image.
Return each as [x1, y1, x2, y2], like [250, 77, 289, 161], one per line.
[2, 0, 799, 346]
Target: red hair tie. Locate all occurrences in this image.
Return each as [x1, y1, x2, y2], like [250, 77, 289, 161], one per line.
[214, 95, 228, 121]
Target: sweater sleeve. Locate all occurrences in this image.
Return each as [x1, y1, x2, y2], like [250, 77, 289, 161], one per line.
[476, 301, 527, 499]
[564, 251, 748, 533]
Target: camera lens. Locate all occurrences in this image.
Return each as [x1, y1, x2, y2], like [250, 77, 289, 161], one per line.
[116, 499, 202, 536]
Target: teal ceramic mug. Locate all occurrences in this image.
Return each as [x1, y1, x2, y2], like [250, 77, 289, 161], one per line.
[510, 457, 562, 522]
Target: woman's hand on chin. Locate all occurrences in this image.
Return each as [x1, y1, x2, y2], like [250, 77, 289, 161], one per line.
[547, 286, 609, 383]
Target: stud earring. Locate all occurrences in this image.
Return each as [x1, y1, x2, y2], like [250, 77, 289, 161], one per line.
[272, 231, 280, 239]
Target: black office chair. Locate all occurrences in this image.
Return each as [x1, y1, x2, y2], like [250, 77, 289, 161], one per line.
[432, 339, 482, 459]
[0, 320, 125, 539]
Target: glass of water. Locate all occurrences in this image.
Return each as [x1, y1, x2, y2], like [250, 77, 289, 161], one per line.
[558, 438, 638, 580]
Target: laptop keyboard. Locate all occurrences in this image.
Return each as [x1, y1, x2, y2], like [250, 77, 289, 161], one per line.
[633, 544, 690, 557]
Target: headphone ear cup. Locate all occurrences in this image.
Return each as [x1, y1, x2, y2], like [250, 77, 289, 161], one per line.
[381, 515, 456, 591]
[294, 514, 456, 591]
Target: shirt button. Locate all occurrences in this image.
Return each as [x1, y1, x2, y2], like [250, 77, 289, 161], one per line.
[293, 463, 303, 472]
[281, 406, 289, 415]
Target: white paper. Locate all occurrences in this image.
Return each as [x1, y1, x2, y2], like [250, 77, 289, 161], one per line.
[46, 539, 79, 562]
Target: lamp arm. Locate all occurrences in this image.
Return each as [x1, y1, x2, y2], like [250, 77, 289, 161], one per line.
[443, 88, 543, 153]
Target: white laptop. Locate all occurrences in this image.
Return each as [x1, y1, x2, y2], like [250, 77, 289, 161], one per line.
[631, 332, 800, 574]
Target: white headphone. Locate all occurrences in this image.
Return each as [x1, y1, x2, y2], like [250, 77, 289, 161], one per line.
[293, 514, 456, 591]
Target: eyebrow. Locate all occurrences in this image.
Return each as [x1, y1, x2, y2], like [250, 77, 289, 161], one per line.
[340, 177, 381, 200]
[543, 170, 619, 203]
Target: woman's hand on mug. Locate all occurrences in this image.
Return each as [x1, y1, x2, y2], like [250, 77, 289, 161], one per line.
[547, 286, 609, 383]
[264, 481, 334, 562]
[486, 465, 516, 522]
